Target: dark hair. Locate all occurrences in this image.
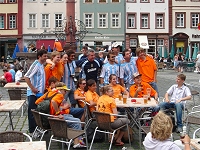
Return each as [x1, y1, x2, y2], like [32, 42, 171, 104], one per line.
[107, 51, 115, 59]
[48, 76, 59, 85]
[177, 74, 186, 81]
[109, 74, 117, 83]
[37, 49, 47, 59]
[61, 52, 68, 58]
[3, 69, 8, 72]
[66, 49, 75, 57]
[18, 66, 24, 71]
[82, 46, 88, 50]
[84, 79, 96, 92]
[100, 85, 112, 95]
[122, 49, 130, 57]
[77, 78, 86, 88]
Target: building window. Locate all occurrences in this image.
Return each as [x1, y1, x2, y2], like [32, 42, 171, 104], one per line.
[130, 39, 137, 47]
[28, 0, 36, 2]
[0, 0, 5, 3]
[84, 13, 93, 28]
[127, 0, 136, 2]
[41, 0, 49, 2]
[29, 14, 36, 28]
[112, 0, 119, 2]
[191, 13, 199, 28]
[191, 0, 200, 1]
[98, 13, 107, 28]
[9, 0, 16, 2]
[140, 0, 149, 2]
[55, 14, 62, 28]
[42, 14, 49, 28]
[84, 0, 93, 2]
[157, 39, 164, 46]
[111, 13, 120, 28]
[98, 0, 107, 2]
[141, 13, 149, 28]
[156, 13, 164, 28]
[148, 39, 156, 55]
[155, 0, 164, 2]
[128, 14, 136, 28]
[175, 12, 185, 28]
[0, 15, 5, 29]
[9, 14, 16, 29]
[54, 0, 63, 1]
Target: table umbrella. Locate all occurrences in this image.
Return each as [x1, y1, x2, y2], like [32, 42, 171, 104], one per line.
[48, 45, 51, 52]
[192, 44, 198, 60]
[170, 44, 175, 59]
[185, 46, 189, 60]
[12, 44, 20, 59]
[23, 46, 28, 52]
[164, 47, 168, 58]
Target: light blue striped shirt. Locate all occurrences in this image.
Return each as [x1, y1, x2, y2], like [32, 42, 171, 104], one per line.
[120, 57, 138, 85]
[63, 61, 76, 90]
[100, 62, 119, 84]
[25, 60, 45, 96]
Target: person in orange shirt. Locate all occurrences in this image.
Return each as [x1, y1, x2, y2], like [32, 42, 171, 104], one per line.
[45, 76, 59, 92]
[108, 74, 128, 98]
[136, 47, 159, 95]
[74, 79, 86, 108]
[44, 51, 63, 88]
[97, 85, 130, 146]
[53, 39, 63, 52]
[129, 72, 158, 100]
[85, 79, 99, 113]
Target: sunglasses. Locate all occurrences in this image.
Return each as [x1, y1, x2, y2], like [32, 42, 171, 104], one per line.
[81, 83, 86, 85]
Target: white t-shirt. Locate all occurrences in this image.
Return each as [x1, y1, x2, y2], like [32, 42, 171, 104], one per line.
[15, 70, 22, 82]
[196, 54, 200, 62]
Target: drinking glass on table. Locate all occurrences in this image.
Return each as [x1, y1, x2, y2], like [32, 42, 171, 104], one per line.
[123, 94, 127, 104]
[146, 88, 151, 100]
[143, 95, 148, 104]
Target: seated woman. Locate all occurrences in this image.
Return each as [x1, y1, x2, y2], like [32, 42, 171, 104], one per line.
[109, 74, 128, 98]
[97, 85, 130, 146]
[85, 79, 99, 114]
[74, 79, 86, 108]
[143, 111, 191, 150]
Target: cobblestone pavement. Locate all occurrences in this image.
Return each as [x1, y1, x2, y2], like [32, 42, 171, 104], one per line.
[0, 69, 200, 150]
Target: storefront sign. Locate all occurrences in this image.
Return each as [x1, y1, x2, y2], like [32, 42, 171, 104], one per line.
[192, 34, 200, 38]
[95, 36, 110, 39]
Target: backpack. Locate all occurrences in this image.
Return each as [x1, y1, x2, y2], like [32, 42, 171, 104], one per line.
[35, 92, 58, 128]
[86, 121, 105, 142]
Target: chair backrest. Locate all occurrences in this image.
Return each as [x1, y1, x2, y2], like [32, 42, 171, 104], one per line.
[8, 89, 21, 100]
[48, 117, 68, 138]
[31, 109, 51, 130]
[93, 111, 113, 131]
[0, 131, 32, 143]
[86, 103, 93, 120]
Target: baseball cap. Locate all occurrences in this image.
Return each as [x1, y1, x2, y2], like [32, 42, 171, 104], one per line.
[133, 72, 142, 78]
[111, 42, 120, 48]
[56, 85, 70, 91]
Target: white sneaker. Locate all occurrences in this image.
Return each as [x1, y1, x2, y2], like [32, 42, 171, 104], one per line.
[73, 143, 86, 149]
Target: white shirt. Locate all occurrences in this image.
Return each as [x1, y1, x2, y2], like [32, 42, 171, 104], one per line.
[197, 54, 200, 62]
[15, 70, 22, 82]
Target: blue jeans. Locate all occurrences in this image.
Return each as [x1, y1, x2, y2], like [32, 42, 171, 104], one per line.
[63, 114, 81, 130]
[28, 95, 37, 133]
[159, 102, 184, 128]
[65, 89, 77, 106]
[70, 108, 84, 119]
[149, 82, 159, 97]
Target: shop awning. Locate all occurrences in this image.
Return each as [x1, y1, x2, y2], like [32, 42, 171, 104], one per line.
[138, 35, 149, 49]
[36, 39, 55, 49]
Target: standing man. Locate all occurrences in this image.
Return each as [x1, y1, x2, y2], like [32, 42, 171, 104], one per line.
[63, 50, 77, 108]
[159, 74, 191, 133]
[78, 46, 88, 60]
[120, 49, 138, 89]
[24, 50, 48, 134]
[136, 47, 159, 95]
[76, 49, 103, 83]
[100, 52, 119, 86]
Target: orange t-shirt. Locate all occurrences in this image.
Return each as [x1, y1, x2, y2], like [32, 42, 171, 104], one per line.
[85, 90, 99, 113]
[35, 91, 64, 115]
[136, 56, 157, 83]
[97, 95, 116, 122]
[54, 41, 63, 52]
[74, 88, 85, 108]
[110, 84, 125, 98]
[129, 82, 156, 98]
[45, 61, 64, 88]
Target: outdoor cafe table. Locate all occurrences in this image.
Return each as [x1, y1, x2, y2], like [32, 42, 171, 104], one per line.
[191, 138, 200, 150]
[4, 82, 28, 89]
[115, 98, 157, 130]
[0, 100, 25, 130]
[0, 141, 46, 150]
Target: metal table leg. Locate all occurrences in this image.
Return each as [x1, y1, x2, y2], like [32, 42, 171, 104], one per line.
[8, 111, 14, 130]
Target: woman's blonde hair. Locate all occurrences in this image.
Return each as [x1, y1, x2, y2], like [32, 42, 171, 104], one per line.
[150, 111, 173, 141]
[136, 47, 145, 56]
[100, 85, 112, 95]
[51, 51, 61, 59]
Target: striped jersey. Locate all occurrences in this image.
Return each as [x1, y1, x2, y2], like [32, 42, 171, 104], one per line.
[100, 62, 119, 85]
[120, 57, 138, 85]
[62, 61, 76, 90]
[24, 60, 45, 96]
